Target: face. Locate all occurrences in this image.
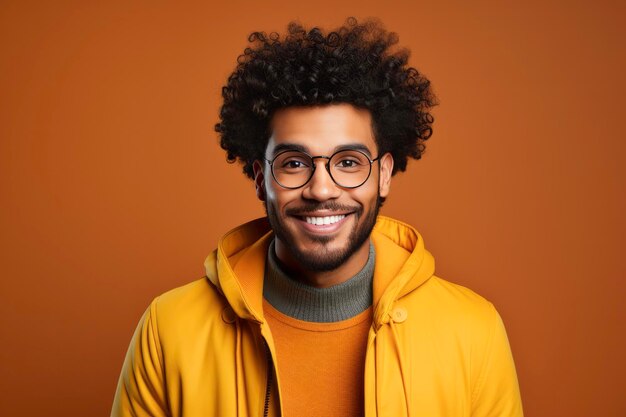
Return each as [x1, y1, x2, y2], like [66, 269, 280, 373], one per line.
[253, 104, 393, 274]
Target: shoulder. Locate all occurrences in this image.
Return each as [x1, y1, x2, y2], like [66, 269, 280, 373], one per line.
[423, 275, 494, 311]
[399, 276, 509, 379]
[403, 275, 501, 338]
[402, 277, 523, 413]
[148, 278, 229, 339]
[156, 277, 223, 309]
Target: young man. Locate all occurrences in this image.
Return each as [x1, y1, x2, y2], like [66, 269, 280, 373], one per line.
[112, 18, 523, 417]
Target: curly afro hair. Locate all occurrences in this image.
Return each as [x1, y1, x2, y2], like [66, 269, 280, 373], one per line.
[215, 17, 437, 179]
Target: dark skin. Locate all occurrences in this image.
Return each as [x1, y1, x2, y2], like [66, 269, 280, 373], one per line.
[253, 104, 394, 288]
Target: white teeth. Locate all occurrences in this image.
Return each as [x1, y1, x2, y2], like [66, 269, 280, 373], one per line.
[305, 215, 346, 225]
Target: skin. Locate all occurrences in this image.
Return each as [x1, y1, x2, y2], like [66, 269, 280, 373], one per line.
[252, 103, 394, 288]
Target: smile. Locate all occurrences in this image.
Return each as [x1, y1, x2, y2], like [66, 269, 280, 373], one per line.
[293, 212, 352, 235]
[305, 215, 346, 225]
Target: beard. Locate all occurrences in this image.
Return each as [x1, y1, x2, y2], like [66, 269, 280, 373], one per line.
[265, 197, 381, 272]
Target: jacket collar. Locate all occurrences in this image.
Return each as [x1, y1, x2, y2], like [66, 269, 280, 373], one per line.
[204, 216, 435, 327]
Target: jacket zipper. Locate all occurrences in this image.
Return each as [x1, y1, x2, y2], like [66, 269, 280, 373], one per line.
[263, 340, 274, 417]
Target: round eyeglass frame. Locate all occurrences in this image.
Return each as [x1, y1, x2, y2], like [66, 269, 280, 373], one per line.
[265, 149, 382, 190]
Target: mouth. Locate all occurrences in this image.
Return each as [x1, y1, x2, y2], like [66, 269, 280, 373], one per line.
[303, 214, 346, 226]
[287, 211, 354, 235]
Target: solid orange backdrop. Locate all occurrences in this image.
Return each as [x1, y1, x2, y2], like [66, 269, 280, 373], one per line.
[0, 1, 624, 416]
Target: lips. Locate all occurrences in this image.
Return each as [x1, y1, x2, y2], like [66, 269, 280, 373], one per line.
[288, 213, 351, 236]
[285, 203, 359, 234]
[305, 214, 346, 225]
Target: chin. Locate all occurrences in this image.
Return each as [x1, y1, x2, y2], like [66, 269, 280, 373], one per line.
[265, 195, 381, 273]
[288, 242, 361, 272]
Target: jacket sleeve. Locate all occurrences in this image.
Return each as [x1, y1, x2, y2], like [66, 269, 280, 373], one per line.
[111, 298, 169, 417]
[471, 306, 524, 417]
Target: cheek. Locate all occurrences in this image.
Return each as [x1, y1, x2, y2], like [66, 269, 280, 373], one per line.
[352, 184, 379, 206]
[264, 178, 282, 202]
[265, 186, 298, 209]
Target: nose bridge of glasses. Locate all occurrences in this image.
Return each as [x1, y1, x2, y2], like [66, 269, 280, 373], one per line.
[304, 155, 341, 197]
[310, 155, 332, 173]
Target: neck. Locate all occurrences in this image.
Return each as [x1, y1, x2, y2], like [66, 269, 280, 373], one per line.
[265, 240, 374, 322]
[274, 238, 371, 288]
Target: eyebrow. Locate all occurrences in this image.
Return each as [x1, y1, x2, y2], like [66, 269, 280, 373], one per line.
[270, 142, 374, 157]
[334, 143, 373, 157]
[271, 143, 308, 156]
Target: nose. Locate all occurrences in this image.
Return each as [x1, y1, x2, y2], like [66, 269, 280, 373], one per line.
[301, 159, 341, 201]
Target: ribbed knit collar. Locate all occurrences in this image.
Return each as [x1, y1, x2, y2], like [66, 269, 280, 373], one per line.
[263, 240, 374, 323]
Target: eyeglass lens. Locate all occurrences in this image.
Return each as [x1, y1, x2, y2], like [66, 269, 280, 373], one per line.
[271, 150, 373, 188]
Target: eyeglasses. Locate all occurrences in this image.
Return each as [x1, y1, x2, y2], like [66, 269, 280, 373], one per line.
[265, 149, 381, 189]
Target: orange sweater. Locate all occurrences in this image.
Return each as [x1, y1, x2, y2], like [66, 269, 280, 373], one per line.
[264, 300, 372, 417]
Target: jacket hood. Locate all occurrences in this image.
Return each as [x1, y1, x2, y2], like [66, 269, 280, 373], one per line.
[204, 216, 435, 328]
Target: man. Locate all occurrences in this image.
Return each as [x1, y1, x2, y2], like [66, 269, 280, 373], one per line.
[112, 18, 523, 417]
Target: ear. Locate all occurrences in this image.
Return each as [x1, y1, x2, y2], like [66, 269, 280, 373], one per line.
[378, 153, 394, 198]
[252, 160, 266, 201]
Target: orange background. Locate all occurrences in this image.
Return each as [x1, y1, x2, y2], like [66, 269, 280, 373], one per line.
[1, 1, 624, 416]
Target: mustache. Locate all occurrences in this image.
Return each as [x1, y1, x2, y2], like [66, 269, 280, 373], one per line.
[285, 202, 362, 216]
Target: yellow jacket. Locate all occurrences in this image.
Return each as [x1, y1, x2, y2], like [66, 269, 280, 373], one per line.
[112, 216, 523, 417]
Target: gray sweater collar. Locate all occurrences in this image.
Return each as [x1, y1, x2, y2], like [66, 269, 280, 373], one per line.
[263, 240, 374, 323]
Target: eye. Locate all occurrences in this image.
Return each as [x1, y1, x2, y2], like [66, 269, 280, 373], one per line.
[273, 151, 311, 172]
[334, 156, 366, 171]
[283, 160, 307, 169]
[336, 159, 359, 168]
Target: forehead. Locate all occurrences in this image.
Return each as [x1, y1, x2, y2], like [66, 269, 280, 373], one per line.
[267, 104, 377, 155]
